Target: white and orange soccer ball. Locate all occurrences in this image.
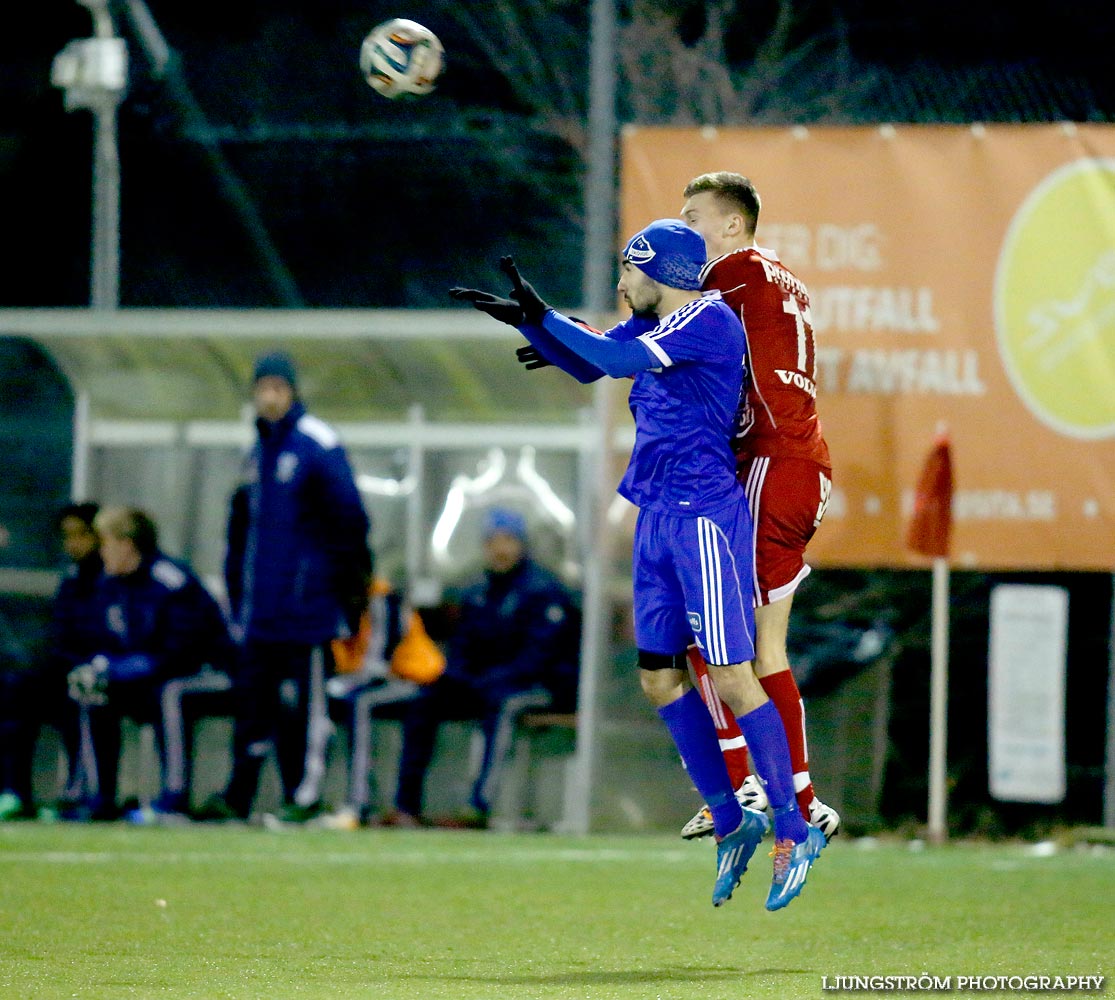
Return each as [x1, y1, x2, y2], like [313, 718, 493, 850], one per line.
[359, 18, 444, 99]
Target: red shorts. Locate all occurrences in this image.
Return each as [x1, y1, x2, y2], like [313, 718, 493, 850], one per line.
[738, 456, 832, 607]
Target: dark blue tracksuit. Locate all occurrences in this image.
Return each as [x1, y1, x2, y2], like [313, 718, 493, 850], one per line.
[81, 553, 229, 814]
[222, 401, 371, 816]
[394, 556, 578, 818]
[43, 551, 105, 799]
[0, 551, 103, 808]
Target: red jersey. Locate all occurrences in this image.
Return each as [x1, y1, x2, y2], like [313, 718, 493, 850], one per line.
[703, 246, 830, 468]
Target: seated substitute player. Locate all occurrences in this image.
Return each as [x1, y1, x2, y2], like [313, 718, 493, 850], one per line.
[0, 502, 103, 820]
[383, 506, 577, 830]
[673, 171, 840, 841]
[450, 219, 826, 911]
[65, 507, 232, 820]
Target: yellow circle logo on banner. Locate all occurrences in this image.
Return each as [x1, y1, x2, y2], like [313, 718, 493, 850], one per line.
[994, 158, 1115, 439]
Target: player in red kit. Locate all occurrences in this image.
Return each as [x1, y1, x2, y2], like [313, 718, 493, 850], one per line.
[678, 171, 840, 841]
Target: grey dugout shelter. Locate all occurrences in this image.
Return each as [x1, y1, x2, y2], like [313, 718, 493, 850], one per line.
[0, 306, 661, 833]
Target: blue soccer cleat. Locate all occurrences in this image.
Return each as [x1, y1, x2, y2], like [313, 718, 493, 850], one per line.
[712, 807, 770, 907]
[765, 824, 827, 911]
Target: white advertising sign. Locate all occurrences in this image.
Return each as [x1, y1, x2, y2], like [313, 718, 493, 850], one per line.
[988, 584, 1068, 803]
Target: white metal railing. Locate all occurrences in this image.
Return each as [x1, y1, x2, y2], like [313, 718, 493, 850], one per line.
[0, 568, 60, 597]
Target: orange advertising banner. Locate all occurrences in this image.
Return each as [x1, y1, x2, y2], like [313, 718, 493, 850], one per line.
[621, 124, 1115, 570]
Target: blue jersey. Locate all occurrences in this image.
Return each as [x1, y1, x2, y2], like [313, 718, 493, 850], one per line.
[610, 293, 747, 516]
[513, 289, 754, 660]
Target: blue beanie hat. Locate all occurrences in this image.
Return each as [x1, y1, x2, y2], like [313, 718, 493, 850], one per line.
[483, 507, 527, 543]
[622, 219, 706, 291]
[253, 351, 298, 390]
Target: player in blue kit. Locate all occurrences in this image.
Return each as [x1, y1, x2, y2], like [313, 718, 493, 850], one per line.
[451, 219, 825, 910]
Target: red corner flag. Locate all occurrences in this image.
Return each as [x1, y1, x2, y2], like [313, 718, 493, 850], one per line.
[907, 430, 954, 558]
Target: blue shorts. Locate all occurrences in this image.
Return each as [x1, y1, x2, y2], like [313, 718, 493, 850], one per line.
[632, 501, 756, 665]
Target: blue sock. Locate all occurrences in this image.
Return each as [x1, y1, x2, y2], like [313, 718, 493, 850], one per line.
[658, 688, 742, 838]
[737, 700, 809, 843]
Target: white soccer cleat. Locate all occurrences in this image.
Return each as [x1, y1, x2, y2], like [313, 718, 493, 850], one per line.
[312, 807, 361, 831]
[737, 774, 769, 812]
[807, 796, 841, 839]
[681, 776, 770, 840]
[681, 803, 715, 840]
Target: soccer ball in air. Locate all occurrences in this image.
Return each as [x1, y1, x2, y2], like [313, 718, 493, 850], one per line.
[359, 18, 444, 99]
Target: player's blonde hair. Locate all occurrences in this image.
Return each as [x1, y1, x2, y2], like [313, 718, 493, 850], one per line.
[94, 506, 159, 557]
[683, 172, 761, 237]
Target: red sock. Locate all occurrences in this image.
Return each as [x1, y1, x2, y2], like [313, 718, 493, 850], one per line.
[686, 646, 750, 791]
[759, 669, 813, 818]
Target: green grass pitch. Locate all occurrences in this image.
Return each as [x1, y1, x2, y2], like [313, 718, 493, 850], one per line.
[1, 824, 1111, 999]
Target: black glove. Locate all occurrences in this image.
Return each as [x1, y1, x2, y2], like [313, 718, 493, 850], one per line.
[448, 287, 523, 327]
[500, 256, 550, 326]
[515, 345, 553, 370]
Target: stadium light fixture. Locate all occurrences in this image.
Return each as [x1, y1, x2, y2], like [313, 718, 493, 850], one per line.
[50, 0, 128, 310]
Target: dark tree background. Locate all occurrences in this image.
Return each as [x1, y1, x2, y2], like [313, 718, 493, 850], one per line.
[3, 0, 1114, 309]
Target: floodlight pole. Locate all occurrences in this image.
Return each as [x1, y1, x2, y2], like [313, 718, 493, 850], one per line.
[582, 0, 618, 315]
[1105, 575, 1115, 828]
[564, 0, 618, 835]
[52, 0, 128, 310]
[926, 556, 951, 843]
[90, 68, 122, 310]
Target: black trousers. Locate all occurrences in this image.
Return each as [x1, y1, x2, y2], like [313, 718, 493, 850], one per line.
[394, 675, 551, 818]
[0, 668, 81, 807]
[222, 639, 326, 817]
[85, 677, 162, 812]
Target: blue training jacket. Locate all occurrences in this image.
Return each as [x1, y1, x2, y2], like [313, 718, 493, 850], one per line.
[51, 551, 104, 675]
[446, 557, 579, 704]
[225, 400, 372, 645]
[91, 552, 232, 683]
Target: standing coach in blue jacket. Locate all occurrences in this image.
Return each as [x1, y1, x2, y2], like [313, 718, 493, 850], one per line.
[212, 351, 372, 822]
